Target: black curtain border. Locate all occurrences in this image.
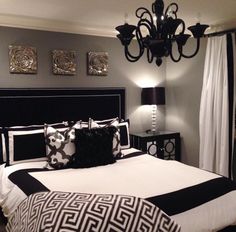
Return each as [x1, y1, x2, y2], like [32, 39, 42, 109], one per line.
[226, 33, 234, 179]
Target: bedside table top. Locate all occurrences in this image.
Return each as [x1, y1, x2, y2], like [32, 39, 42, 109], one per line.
[130, 131, 179, 138]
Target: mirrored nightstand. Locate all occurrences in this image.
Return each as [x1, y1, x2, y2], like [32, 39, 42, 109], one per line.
[130, 131, 181, 161]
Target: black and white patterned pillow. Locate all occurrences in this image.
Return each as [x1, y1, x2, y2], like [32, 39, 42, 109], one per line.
[94, 118, 130, 150]
[44, 125, 76, 169]
[112, 128, 122, 157]
[94, 117, 120, 127]
[69, 120, 90, 129]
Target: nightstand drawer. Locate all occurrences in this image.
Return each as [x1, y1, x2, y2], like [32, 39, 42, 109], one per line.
[130, 131, 181, 161]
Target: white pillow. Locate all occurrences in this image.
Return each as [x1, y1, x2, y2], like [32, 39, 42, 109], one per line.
[117, 121, 130, 150]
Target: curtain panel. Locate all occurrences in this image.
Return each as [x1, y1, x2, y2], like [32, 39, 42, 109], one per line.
[199, 33, 235, 178]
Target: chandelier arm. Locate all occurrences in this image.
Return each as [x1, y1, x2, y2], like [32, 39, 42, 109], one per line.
[137, 21, 156, 64]
[164, 3, 178, 19]
[147, 48, 154, 63]
[126, 19, 154, 63]
[136, 24, 147, 51]
[177, 19, 186, 34]
[120, 22, 146, 62]
[137, 19, 156, 37]
[169, 43, 182, 62]
[180, 38, 200, 58]
[123, 25, 145, 62]
[124, 46, 142, 62]
[136, 7, 154, 25]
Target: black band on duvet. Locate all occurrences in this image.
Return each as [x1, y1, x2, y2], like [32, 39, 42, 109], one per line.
[146, 177, 236, 216]
[118, 151, 145, 159]
[9, 167, 236, 219]
[8, 169, 49, 196]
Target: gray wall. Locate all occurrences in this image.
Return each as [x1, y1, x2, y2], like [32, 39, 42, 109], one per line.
[0, 26, 208, 167]
[0, 26, 166, 133]
[165, 38, 207, 167]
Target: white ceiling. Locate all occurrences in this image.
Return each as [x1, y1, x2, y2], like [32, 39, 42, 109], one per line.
[0, 0, 235, 37]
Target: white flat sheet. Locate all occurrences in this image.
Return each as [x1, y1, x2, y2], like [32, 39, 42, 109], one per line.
[1, 148, 236, 232]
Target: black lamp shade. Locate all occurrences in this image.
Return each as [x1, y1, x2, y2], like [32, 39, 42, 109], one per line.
[141, 87, 165, 105]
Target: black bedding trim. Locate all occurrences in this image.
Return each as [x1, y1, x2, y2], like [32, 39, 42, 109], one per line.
[219, 225, 236, 232]
[8, 160, 236, 220]
[8, 168, 49, 196]
[7, 151, 146, 196]
[146, 177, 236, 216]
[0, 209, 7, 225]
[119, 151, 145, 159]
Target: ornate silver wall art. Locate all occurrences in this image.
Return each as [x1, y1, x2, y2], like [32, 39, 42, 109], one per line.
[87, 52, 108, 76]
[52, 50, 76, 75]
[9, 45, 37, 74]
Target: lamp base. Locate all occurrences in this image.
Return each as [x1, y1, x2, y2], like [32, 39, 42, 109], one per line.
[151, 104, 157, 133]
[145, 129, 159, 134]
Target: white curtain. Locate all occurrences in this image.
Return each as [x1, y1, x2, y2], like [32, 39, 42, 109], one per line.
[199, 35, 230, 177]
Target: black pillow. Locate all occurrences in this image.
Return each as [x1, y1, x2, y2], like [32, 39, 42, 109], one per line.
[73, 126, 117, 168]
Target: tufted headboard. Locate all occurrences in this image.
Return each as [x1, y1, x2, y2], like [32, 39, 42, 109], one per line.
[0, 88, 126, 126]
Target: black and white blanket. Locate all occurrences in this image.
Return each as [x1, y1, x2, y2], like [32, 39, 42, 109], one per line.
[7, 168, 236, 217]
[6, 191, 181, 232]
[2, 150, 236, 231]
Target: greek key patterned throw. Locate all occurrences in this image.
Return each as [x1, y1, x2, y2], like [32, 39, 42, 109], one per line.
[6, 191, 181, 232]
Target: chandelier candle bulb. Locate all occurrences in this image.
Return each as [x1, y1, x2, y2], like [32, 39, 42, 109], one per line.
[115, 0, 209, 66]
[124, 12, 129, 24]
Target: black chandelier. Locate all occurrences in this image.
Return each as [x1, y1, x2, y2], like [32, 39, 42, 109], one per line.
[115, 0, 209, 66]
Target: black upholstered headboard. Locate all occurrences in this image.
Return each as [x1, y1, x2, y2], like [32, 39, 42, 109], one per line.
[0, 88, 125, 126]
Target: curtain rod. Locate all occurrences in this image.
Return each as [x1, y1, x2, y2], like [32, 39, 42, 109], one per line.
[204, 28, 236, 37]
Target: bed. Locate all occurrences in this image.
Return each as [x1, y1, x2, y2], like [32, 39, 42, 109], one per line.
[0, 88, 236, 232]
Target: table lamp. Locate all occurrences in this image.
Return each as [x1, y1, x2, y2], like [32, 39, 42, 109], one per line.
[141, 87, 165, 133]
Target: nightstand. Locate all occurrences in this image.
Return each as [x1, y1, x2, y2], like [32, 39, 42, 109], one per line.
[130, 131, 181, 161]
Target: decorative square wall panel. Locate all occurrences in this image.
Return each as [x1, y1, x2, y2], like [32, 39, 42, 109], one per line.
[87, 52, 108, 76]
[9, 45, 37, 74]
[52, 50, 76, 75]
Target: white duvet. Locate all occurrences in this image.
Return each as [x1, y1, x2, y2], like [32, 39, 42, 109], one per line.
[1, 148, 236, 232]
